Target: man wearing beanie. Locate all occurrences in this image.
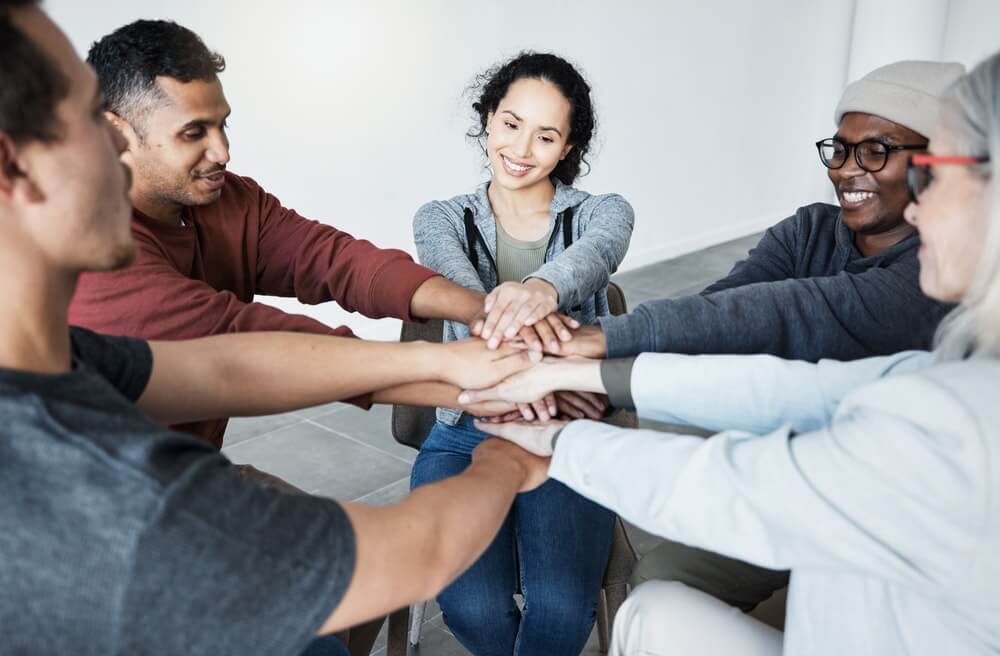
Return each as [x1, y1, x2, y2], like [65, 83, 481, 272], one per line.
[557, 60, 965, 613]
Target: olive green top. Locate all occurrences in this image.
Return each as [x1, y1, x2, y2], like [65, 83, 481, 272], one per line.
[495, 219, 552, 284]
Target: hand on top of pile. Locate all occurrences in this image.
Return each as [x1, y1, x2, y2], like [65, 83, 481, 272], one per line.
[468, 279, 579, 353]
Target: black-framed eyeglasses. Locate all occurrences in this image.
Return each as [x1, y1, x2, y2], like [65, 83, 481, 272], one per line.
[907, 154, 991, 203]
[815, 137, 926, 173]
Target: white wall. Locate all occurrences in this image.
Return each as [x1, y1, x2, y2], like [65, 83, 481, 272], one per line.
[45, 1, 999, 340]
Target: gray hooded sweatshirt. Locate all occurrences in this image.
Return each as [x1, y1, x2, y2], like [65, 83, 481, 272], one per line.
[413, 179, 634, 424]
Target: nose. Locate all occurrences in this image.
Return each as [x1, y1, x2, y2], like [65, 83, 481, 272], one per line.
[513, 129, 532, 159]
[838, 148, 866, 179]
[206, 129, 231, 166]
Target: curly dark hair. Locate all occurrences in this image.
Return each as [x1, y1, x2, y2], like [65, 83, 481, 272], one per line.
[468, 51, 596, 185]
[86, 20, 225, 137]
[0, 0, 70, 145]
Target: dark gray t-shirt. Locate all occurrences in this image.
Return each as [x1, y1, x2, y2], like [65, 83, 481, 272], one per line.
[0, 327, 356, 655]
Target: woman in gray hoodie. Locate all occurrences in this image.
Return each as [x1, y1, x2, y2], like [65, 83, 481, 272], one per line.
[411, 52, 634, 655]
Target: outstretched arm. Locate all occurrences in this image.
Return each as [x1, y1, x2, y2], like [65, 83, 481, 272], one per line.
[317, 438, 550, 633]
[139, 333, 540, 425]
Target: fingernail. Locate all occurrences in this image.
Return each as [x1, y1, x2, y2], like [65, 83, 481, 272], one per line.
[549, 405, 557, 415]
[489, 338, 499, 349]
[505, 327, 516, 338]
[458, 394, 470, 404]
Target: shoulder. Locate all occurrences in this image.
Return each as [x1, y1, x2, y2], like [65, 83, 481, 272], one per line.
[69, 327, 153, 402]
[838, 359, 997, 447]
[771, 202, 840, 232]
[413, 192, 478, 229]
[211, 171, 273, 214]
[221, 171, 264, 196]
[567, 187, 635, 225]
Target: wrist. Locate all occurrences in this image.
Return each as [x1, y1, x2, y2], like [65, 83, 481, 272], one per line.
[524, 277, 558, 303]
[459, 289, 487, 325]
[552, 359, 604, 393]
[413, 341, 448, 382]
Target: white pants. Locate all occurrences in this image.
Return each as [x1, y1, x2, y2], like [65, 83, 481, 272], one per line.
[610, 582, 783, 656]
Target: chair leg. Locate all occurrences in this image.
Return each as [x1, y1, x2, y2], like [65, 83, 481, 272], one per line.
[346, 616, 384, 656]
[599, 583, 629, 653]
[408, 601, 426, 646]
[386, 606, 409, 656]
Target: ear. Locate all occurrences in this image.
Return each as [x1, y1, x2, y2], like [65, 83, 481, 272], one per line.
[0, 132, 44, 204]
[560, 143, 573, 161]
[105, 111, 138, 149]
[485, 111, 495, 136]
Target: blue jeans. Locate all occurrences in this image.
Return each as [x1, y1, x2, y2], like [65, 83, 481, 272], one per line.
[300, 635, 349, 656]
[410, 417, 614, 656]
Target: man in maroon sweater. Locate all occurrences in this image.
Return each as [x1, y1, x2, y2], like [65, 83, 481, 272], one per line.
[70, 19, 494, 449]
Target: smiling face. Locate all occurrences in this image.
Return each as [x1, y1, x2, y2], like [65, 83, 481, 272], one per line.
[6, 6, 135, 274]
[829, 112, 928, 236]
[113, 75, 231, 218]
[485, 77, 573, 191]
[904, 128, 991, 303]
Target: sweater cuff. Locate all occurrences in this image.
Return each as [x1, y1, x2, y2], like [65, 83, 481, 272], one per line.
[600, 358, 637, 409]
[598, 312, 652, 358]
[369, 258, 440, 322]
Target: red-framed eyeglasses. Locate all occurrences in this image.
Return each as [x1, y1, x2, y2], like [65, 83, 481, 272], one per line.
[907, 154, 990, 203]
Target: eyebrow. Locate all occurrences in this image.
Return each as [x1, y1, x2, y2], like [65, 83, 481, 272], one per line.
[832, 132, 906, 144]
[179, 111, 232, 131]
[501, 110, 563, 137]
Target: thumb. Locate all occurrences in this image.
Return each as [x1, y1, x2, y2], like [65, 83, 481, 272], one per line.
[484, 289, 497, 312]
[458, 387, 493, 404]
[497, 349, 541, 378]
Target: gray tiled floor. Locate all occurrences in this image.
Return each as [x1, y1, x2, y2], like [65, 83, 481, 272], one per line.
[221, 231, 762, 655]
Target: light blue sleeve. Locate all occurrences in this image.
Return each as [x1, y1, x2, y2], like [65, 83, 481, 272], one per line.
[550, 369, 983, 588]
[630, 350, 933, 433]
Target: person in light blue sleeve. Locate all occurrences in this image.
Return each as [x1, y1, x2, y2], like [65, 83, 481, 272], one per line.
[466, 51, 1000, 656]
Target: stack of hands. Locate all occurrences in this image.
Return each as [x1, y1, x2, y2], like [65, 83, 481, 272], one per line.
[440, 279, 615, 456]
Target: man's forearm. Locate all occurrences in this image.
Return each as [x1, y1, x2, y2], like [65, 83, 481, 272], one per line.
[141, 333, 442, 424]
[410, 275, 485, 324]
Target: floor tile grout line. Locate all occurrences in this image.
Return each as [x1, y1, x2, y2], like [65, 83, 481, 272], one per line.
[349, 475, 410, 503]
[290, 404, 351, 421]
[221, 418, 305, 452]
[303, 418, 417, 466]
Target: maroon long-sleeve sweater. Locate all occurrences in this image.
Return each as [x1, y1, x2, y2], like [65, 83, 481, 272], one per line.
[69, 172, 438, 447]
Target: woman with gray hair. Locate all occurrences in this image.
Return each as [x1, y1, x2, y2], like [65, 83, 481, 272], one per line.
[463, 51, 999, 654]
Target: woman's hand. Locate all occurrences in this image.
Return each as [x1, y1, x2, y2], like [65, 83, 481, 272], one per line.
[554, 391, 610, 420]
[474, 418, 568, 457]
[458, 356, 604, 406]
[458, 358, 564, 405]
[438, 338, 541, 390]
[513, 393, 559, 422]
[513, 313, 579, 353]
[479, 279, 560, 349]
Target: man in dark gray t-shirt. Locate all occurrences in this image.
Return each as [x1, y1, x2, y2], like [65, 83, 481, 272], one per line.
[1, 328, 357, 654]
[0, 4, 548, 654]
